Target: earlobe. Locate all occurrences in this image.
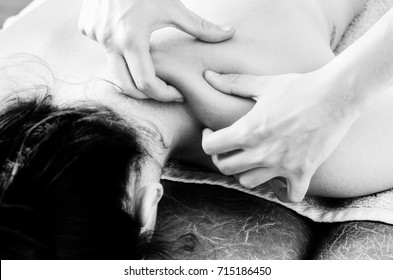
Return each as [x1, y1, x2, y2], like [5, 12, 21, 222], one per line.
[136, 182, 163, 229]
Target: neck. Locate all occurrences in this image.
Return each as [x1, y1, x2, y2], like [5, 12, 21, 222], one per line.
[57, 80, 211, 182]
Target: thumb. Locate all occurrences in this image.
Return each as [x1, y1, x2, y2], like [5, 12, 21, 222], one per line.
[173, 5, 235, 42]
[204, 71, 267, 99]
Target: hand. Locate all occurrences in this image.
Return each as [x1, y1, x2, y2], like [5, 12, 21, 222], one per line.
[202, 69, 361, 203]
[79, 0, 235, 102]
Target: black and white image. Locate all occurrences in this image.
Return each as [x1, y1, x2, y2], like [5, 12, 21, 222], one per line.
[0, 0, 393, 261]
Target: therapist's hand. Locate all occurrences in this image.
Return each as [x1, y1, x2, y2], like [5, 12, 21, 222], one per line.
[79, 0, 235, 102]
[202, 70, 361, 203]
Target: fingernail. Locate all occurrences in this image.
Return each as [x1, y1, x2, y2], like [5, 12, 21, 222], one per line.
[205, 70, 219, 79]
[220, 25, 234, 32]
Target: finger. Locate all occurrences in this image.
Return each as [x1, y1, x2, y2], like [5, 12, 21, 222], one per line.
[268, 177, 288, 198]
[235, 168, 277, 189]
[212, 149, 266, 175]
[124, 47, 184, 102]
[173, 5, 235, 42]
[202, 127, 243, 155]
[278, 174, 311, 203]
[107, 52, 149, 99]
[204, 71, 264, 99]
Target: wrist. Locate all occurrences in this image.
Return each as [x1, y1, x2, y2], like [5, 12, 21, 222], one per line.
[318, 62, 368, 120]
[319, 9, 393, 116]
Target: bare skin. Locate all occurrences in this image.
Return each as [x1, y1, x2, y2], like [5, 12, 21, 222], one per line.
[78, 0, 236, 101]
[2, 0, 392, 200]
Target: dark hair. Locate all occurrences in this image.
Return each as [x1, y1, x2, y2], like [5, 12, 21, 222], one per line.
[0, 94, 149, 259]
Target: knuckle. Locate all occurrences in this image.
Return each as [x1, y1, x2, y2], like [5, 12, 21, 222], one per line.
[237, 127, 251, 147]
[220, 168, 232, 176]
[199, 19, 213, 35]
[135, 80, 153, 93]
[97, 30, 113, 47]
[303, 157, 317, 172]
[287, 186, 307, 203]
[114, 31, 140, 50]
[201, 18, 212, 30]
[228, 74, 241, 85]
[113, 81, 139, 97]
[241, 128, 261, 148]
[255, 152, 269, 166]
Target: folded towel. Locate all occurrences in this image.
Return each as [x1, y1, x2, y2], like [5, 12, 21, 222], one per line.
[163, 0, 393, 225]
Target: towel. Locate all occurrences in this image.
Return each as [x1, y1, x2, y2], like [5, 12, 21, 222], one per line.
[163, 0, 393, 225]
[4, 0, 393, 225]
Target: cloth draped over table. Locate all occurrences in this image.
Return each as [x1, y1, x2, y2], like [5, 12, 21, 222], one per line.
[4, 0, 393, 225]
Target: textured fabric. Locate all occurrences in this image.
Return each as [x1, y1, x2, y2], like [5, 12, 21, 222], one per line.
[314, 222, 393, 260]
[157, 181, 315, 259]
[162, 161, 393, 225]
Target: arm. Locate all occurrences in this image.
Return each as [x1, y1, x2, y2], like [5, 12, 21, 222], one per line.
[324, 7, 393, 111]
[202, 7, 393, 203]
[78, 0, 235, 102]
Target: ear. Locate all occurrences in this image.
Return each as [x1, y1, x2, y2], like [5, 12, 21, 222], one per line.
[136, 182, 163, 230]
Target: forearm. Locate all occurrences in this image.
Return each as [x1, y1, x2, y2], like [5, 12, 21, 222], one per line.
[324, 8, 393, 113]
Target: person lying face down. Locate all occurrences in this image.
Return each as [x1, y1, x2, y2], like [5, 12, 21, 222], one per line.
[3, 0, 393, 259]
[0, 92, 153, 259]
